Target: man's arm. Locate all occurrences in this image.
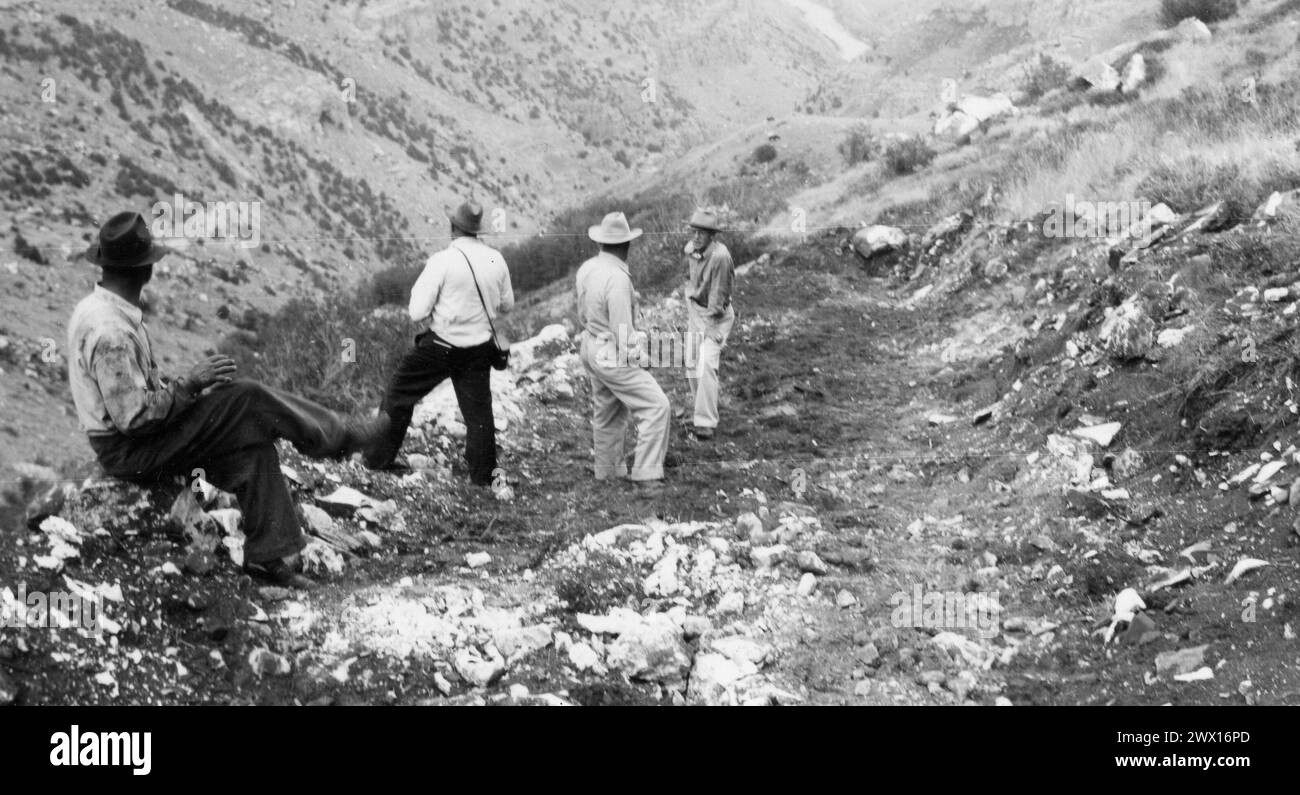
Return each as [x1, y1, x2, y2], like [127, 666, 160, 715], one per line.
[90, 337, 195, 437]
[706, 248, 734, 318]
[496, 256, 515, 316]
[408, 256, 443, 323]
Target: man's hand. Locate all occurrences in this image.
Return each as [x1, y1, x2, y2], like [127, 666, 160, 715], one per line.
[185, 355, 237, 391]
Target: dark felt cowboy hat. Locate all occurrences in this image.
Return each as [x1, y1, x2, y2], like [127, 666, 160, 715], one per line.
[448, 200, 484, 235]
[84, 211, 170, 268]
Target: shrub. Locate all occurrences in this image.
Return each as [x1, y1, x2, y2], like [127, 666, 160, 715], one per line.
[1020, 53, 1074, 103]
[883, 136, 937, 175]
[838, 125, 877, 166]
[1160, 0, 1238, 26]
[751, 143, 778, 164]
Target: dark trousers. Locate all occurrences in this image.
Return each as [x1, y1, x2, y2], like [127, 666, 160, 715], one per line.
[373, 332, 497, 485]
[88, 380, 352, 565]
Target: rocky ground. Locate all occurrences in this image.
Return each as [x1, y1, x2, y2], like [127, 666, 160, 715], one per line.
[4, 197, 1300, 705]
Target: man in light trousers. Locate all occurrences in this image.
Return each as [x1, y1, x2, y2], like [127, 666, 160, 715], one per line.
[575, 212, 671, 496]
[682, 209, 736, 441]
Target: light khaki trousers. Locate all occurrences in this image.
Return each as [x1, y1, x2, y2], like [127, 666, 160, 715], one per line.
[686, 302, 735, 430]
[580, 333, 671, 481]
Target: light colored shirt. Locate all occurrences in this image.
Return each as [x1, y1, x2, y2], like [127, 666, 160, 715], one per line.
[67, 285, 195, 437]
[684, 239, 734, 317]
[409, 236, 514, 347]
[575, 251, 638, 347]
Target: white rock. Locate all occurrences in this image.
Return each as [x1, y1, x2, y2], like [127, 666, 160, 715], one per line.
[716, 591, 745, 614]
[453, 647, 506, 688]
[1176, 18, 1212, 44]
[1071, 422, 1121, 447]
[836, 589, 858, 608]
[686, 653, 744, 705]
[567, 642, 604, 673]
[465, 551, 492, 569]
[797, 573, 817, 596]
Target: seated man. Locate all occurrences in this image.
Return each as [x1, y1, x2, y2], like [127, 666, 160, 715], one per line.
[68, 211, 388, 589]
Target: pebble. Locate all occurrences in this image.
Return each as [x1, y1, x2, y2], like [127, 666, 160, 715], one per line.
[836, 589, 858, 608]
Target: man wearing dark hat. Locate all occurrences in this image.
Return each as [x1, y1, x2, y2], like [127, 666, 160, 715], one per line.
[682, 209, 736, 441]
[68, 211, 390, 589]
[365, 201, 514, 487]
[575, 211, 671, 496]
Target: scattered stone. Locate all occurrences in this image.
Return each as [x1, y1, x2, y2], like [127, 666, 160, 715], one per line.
[605, 613, 691, 684]
[710, 636, 774, 668]
[453, 647, 506, 688]
[1155, 645, 1208, 677]
[1224, 558, 1269, 585]
[567, 642, 604, 673]
[465, 552, 492, 569]
[735, 512, 763, 539]
[1120, 53, 1145, 93]
[687, 653, 745, 705]
[797, 573, 817, 597]
[681, 615, 713, 640]
[1174, 666, 1214, 683]
[750, 544, 789, 569]
[248, 647, 291, 677]
[795, 550, 829, 575]
[1071, 422, 1121, 448]
[492, 625, 553, 661]
[836, 589, 858, 608]
[433, 672, 453, 696]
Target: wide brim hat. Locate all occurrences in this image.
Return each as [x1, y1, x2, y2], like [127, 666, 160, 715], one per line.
[686, 208, 724, 232]
[84, 211, 170, 268]
[448, 200, 484, 234]
[588, 211, 643, 245]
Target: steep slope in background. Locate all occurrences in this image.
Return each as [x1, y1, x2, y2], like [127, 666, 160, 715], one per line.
[0, 0, 841, 470]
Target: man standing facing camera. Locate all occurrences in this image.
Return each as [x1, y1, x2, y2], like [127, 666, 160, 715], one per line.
[68, 211, 390, 589]
[682, 209, 736, 441]
[367, 201, 515, 488]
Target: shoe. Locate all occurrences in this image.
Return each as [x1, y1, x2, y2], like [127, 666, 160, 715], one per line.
[690, 426, 715, 440]
[244, 553, 316, 590]
[346, 413, 391, 463]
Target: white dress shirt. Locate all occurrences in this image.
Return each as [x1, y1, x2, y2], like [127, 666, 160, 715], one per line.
[409, 236, 515, 348]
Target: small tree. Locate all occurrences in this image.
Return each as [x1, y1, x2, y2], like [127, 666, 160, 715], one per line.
[883, 137, 937, 175]
[838, 125, 877, 166]
[751, 143, 778, 164]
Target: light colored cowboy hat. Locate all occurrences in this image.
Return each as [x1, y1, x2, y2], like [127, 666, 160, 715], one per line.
[686, 208, 724, 232]
[588, 211, 643, 244]
[448, 200, 484, 234]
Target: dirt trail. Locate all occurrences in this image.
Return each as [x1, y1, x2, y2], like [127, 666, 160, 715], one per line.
[7, 241, 1299, 706]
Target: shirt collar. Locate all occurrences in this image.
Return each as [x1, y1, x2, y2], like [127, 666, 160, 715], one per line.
[689, 240, 714, 261]
[596, 251, 630, 274]
[94, 284, 144, 324]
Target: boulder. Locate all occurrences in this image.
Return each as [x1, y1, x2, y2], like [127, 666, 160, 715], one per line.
[605, 613, 691, 685]
[686, 653, 745, 705]
[1176, 18, 1212, 43]
[852, 225, 908, 259]
[1074, 57, 1121, 92]
[955, 93, 1015, 123]
[1120, 53, 1146, 94]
